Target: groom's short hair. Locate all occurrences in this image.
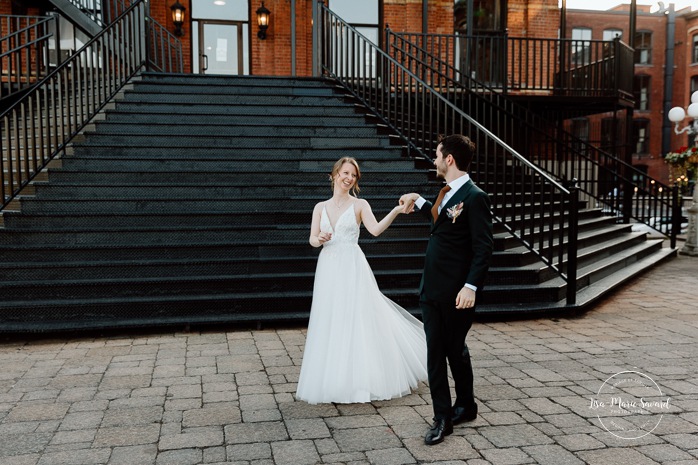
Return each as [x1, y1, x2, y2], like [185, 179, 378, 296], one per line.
[439, 134, 476, 171]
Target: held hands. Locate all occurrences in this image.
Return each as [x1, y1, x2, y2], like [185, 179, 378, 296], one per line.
[455, 286, 476, 309]
[399, 193, 419, 214]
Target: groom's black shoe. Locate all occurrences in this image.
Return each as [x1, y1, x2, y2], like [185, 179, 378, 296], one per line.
[424, 418, 453, 446]
[452, 404, 478, 425]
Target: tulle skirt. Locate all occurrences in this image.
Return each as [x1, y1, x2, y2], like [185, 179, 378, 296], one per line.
[296, 242, 428, 404]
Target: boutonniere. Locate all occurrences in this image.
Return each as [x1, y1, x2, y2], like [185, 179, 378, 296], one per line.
[446, 202, 464, 223]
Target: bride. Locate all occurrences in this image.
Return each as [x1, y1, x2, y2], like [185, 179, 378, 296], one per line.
[296, 157, 428, 404]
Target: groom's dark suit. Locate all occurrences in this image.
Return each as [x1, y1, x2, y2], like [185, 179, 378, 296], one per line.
[417, 178, 493, 421]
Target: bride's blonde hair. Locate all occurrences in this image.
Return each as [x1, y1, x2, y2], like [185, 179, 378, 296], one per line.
[329, 157, 361, 196]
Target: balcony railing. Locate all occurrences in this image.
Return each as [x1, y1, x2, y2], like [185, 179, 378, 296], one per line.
[392, 32, 634, 100]
[387, 30, 681, 245]
[314, 3, 580, 304]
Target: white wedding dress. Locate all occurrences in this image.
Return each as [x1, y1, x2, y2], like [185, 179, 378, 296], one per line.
[296, 203, 428, 404]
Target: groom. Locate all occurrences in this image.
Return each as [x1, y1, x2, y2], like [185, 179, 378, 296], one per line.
[400, 134, 493, 446]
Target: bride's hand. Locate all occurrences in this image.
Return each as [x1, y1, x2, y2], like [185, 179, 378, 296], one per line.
[318, 231, 332, 244]
[392, 205, 405, 215]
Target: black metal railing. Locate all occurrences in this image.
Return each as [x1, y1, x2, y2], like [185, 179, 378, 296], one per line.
[387, 30, 681, 247]
[1, 0, 148, 211]
[1, 15, 57, 101]
[146, 18, 184, 73]
[314, 3, 580, 304]
[392, 31, 634, 99]
[65, 0, 132, 27]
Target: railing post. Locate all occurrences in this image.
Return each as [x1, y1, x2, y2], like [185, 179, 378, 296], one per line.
[671, 183, 681, 249]
[566, 183, 579, 305]
[312, 0, 320, 76]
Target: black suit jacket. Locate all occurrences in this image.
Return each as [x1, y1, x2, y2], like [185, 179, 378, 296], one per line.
[418, 179, 494, 303]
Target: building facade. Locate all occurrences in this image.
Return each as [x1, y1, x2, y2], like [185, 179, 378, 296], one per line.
[566, 4, 698, 183]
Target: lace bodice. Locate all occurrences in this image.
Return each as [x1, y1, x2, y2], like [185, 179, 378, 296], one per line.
[321, 203, 359, 246]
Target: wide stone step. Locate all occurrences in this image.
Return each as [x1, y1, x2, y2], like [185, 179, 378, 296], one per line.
[119, 93, 350, 106]
[85, 123, 383, 138]
[65, 146, 409, 159]
[103, 113, 372, 126]
[0, 255, 546, 285]
[57, 158, 416, 172]
[111, 102, 363, 117]
[45, 170, 429, 185]
[71, 134, 396, 148]
[138, 73, 334, 88]
[128, 83, 339, 97]
[31, 183, 429, 199]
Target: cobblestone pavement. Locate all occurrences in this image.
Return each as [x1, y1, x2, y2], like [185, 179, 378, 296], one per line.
[1, 256, 697, 465]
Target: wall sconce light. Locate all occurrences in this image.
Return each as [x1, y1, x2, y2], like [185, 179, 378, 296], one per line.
[256, 2, 270, 40]
[170, 0, 186, 37]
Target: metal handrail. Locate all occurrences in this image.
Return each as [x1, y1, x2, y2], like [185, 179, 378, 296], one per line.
[0, 16, 56, 101]
[147, 17, 184, 73]
[1, 0, 148, 212]
[387, 30, 681, 246]
[64, 0, 132, 26]
[314, 3, 580, 304]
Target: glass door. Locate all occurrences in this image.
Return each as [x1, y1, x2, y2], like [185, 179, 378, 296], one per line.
[194, 21, 248, 75]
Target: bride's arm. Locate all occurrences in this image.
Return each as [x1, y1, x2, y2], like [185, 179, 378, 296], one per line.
[309, 202, 331, 247]
[358, 199, 403, 237]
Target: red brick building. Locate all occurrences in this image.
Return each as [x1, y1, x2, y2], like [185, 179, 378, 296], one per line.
[566, 4, 698, 183]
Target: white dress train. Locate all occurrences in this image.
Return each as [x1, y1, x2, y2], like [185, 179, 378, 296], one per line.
[296, 203, 428, 404]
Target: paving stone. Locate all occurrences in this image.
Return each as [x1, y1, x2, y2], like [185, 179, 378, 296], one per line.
[662, 433, 698, 449]
[58, 411, 104, 431]
[225, 421, 289, 444]
[577, 448, 665, 465]
[36, 448, 111, 465]
[0, 433, 53, 456]
[242, 409, 282, 422]
[523, 444, 584, 465]
[314, 438, 340, 455]
[479, 411, 526, 425]
[239, 394, 277, 410]
[321, 452, 367, 463]
[636, 444, 695, 462]
[325, 414, 387, 430]
[479, 424, 555, 448]
[155, 448, 202, 465]
[403, 436, 479, 461]
[286, 418, 331, 439]
[378, 406, 425, 426]
[182, 404, 241, 427]
[159, 428, 224, 450]
[107, 444, 158, 465]
[480, 447, 534, 465]
[271, 440, 320, 465]
[49, 429, 96, 445]
[553, 433, 606, 451]
[7, 403, 70, 422]
[94, 424, 161, 447]
[279, 402, 339, 419]
[365, 447, 416, 465]
[519, 397, 570, 415]
[334, 426, 402, 452]
[101, 406, 163, 427]
[226, 443, 272, 461]
[0, 454, 41, 465]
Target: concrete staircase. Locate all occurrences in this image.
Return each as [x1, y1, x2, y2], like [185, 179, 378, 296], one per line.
[0, 73, 675, 332]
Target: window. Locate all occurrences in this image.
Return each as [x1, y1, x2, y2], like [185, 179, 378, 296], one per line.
[693, 34, 698, 64]
[571, 118, 589, 155]
[601, 117, 620, 151]
[572, 27, 592, 65]
[691, 75, 698, 94]
[633, 75, 650, 111]
[603, 29, 622, 41]
[634, 31, 652, 64]
[328, 0, 379, 77]
[633, 119, 650, 155]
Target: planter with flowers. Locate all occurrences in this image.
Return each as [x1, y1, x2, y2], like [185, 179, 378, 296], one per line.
[665, 145, 698, 189]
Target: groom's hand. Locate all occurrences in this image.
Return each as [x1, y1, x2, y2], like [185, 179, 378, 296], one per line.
[455, 287, 476, 309]
[399, 193, 418, 214]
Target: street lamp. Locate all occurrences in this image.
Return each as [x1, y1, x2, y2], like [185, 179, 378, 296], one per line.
[668, 90, 698, 256]
[668, 90, 698, 138]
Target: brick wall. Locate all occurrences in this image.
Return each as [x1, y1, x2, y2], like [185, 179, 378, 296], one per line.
[566, 7, 698, 182]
